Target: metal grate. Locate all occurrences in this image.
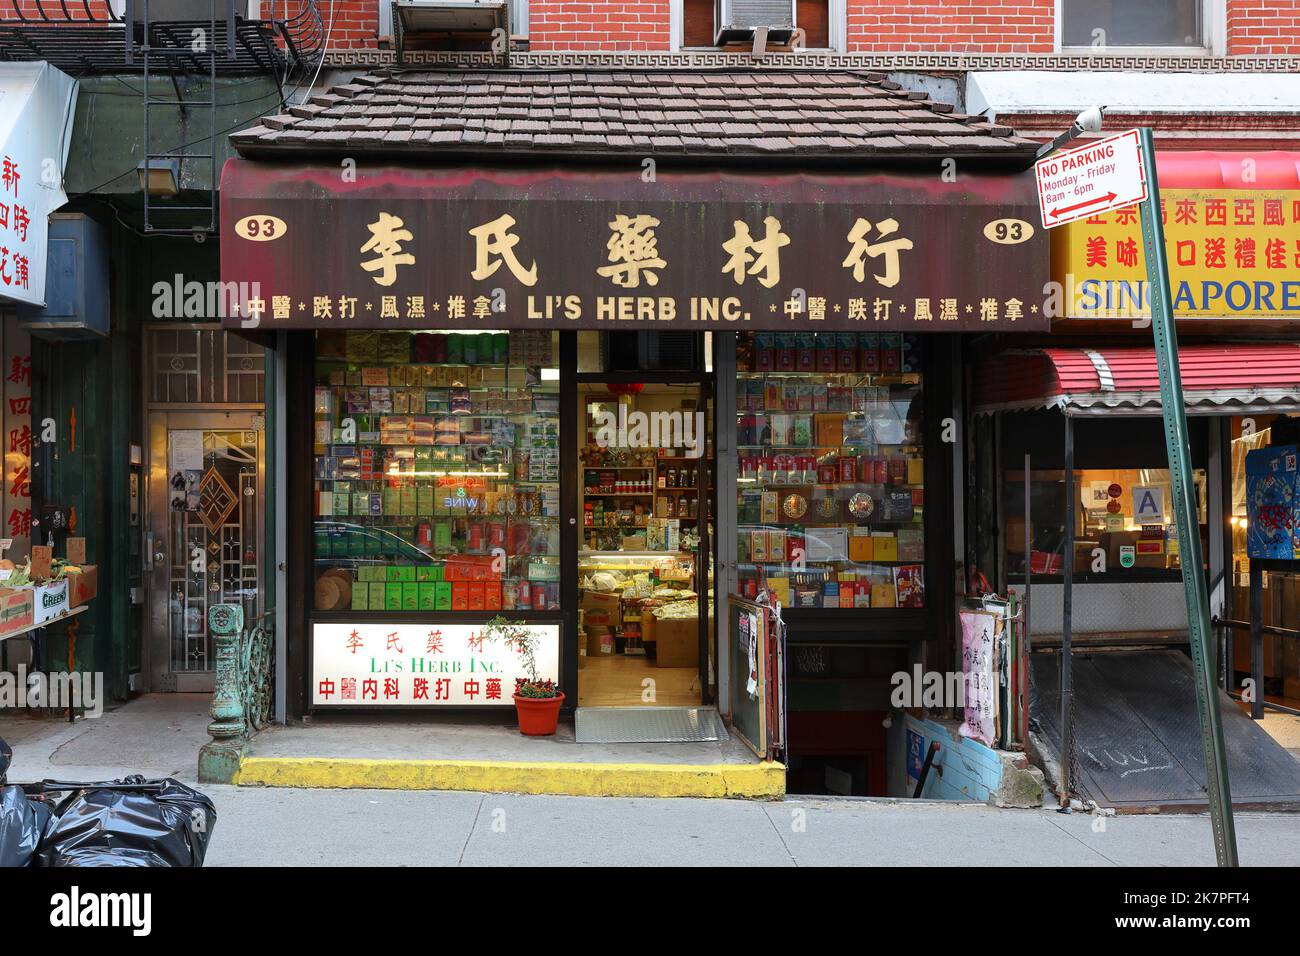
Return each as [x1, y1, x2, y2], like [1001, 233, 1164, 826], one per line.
[146, 325, 265, 405]
[575, 706, 727, 743]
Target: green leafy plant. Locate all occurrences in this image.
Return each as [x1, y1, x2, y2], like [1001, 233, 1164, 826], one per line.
[481, 615, 560, 699]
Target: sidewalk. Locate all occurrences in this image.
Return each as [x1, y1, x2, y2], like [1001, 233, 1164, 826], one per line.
[196, 786, 1300, 866]
[4, 695, 1300, 866]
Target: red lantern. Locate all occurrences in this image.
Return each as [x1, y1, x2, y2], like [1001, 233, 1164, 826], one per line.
[606, 382, 645, 396]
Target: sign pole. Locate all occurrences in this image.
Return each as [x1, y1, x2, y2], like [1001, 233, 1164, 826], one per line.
[1135, 126, 1238, 867]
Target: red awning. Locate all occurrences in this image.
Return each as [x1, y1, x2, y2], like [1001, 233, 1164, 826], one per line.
[972, 344, 1300, 416]
[1152, 151, 1300, 189]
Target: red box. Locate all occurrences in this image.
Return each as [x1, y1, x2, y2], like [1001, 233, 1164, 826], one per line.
[467, 582, 485, 610]
[484, 584, 501, 611]
[451, 582, 468, 610]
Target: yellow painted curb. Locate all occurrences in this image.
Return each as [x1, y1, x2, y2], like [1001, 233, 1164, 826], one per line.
[234, 756, 786, 799]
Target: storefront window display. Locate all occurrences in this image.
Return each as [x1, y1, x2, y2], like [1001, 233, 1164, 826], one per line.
[311, 329, 561, 615]
[735, 331, 925, 610]
[1000, 414, 1208, 580]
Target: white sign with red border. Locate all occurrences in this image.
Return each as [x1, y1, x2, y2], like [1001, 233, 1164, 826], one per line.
[1034, 128, 1149, 230]
[311, 621, 560, 706]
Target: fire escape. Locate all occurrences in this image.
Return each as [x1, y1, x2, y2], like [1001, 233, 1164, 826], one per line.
[0, 0, 326, 236]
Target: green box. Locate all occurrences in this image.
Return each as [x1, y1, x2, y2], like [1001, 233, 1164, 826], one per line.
[384, 583, 403, 610]
[402, 582, 419, 611]
[417, 485, 436, 515]
[368, 583, 386, 608]
[351, 583, 369, 611]
[400, 486, 417, 516]
[415, 565, 434, 582]
[418, 582, 436, 610]
[434, 582, 453, 610]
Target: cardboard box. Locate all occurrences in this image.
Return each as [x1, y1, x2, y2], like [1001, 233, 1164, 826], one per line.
[65, 566, 98, 605]
[581, 589, 622, 628]
[33, 579, 69, 624]
[586, 625, 615, 656]
[0, 588, 33, 635]
[652, 613, 700, 668]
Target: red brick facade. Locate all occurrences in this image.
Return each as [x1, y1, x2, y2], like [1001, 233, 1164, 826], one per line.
[1227, 0, 1300, 55]
[530, 1, 671, 51]
[847, 0, 1054, 54]
[2, 0, 1298, 55]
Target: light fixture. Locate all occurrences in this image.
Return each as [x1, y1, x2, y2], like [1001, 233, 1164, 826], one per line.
[137, 158, 180, 197]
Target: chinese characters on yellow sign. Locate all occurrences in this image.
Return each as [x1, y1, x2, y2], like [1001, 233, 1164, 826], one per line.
[1056, 189, 1300, 318]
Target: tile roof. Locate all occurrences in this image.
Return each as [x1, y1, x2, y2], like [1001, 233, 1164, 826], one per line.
[230, 69, 1037, 162]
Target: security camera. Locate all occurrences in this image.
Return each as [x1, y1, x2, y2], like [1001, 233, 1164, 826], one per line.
[1074, 106, 1105, 135]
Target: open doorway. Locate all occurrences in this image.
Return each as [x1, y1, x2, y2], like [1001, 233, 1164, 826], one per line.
[576, 380, 714, 709]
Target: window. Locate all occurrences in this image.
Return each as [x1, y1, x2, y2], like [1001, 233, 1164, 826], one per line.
[679, 0, 840, 51]
[311, 330, 561, 615]
[735, 331, 926, 611]
[999, 413, 1208, 581]
[1059, 0, 1208, 50]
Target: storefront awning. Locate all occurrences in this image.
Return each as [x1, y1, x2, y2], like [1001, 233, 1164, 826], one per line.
[972, 344, 1300, 417]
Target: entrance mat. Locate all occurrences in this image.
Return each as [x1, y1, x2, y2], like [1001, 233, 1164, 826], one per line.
[575, 707, 727, 744]
[1031, 649, 1300, 809]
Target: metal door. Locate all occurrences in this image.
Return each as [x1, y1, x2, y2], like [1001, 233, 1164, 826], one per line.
[146, 411, 264, 692]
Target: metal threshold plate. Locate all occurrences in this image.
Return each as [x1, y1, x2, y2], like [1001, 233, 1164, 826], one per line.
[575, 706, 726, 744]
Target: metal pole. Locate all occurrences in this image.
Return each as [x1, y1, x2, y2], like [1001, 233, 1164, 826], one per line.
[1136, 126, 1239, 866]
[1023, 452, 1032, 747]
[1060, 415, 1074, 807]
[1249, 563, 1264, 720]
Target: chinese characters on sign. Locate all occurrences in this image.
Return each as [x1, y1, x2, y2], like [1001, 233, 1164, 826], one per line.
[1059, 189, 1300, 319]
[0, 155, 32, 298]
[221, 168, 1049, 332]
[1, 316, 31, 561]
[311, 621, 561, 707]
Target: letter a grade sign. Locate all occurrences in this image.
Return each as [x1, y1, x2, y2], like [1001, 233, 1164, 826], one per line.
[1035, 129, 1149, 230]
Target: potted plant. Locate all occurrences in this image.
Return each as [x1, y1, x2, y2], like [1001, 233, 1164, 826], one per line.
[481, 616, 564, 736]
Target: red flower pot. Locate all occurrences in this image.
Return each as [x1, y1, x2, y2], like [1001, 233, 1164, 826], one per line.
[513, 692, 565, 736]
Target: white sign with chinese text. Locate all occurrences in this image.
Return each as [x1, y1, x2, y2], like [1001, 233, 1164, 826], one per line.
[0, 63, 77, 306]
[311, 621, 561, 706]
[1035, 129, 1149, 230]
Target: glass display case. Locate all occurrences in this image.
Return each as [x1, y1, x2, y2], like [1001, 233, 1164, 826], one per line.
[735, 331, 925, 610]
[311, 329, 561, 613]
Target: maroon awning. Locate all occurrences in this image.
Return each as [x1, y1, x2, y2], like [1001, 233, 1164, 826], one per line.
[217, 160, 1050, 333]
[973, 344, 1300, 416]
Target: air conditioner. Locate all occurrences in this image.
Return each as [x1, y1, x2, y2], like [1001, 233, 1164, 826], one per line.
[714, 0, 796, 45]
[390, 1, 509, 36]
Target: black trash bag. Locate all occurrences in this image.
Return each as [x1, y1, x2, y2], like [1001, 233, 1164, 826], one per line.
[0, 786, 53, 867]
[37, 776, 217, 868]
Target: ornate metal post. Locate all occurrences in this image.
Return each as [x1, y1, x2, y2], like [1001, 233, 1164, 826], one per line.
[199, 603, 247, 783]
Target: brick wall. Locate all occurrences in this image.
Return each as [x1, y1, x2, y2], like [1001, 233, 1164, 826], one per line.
[4, 0, 116, 18]
[847, 0, 1054, 53]
[317, 0, 380, 50]
[1227, 0, 1300, 55]
[529, 1, 671, 51]
[2, 0, 1298, 56]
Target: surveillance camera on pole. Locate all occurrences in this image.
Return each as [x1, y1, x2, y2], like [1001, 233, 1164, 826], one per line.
[1036, 106, 1107, 159]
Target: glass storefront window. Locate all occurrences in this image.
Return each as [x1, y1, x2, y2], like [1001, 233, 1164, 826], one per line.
[734, 331, 925, 610]
[1004, 466, 1206, 577]
[311, 330, 560, 613]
